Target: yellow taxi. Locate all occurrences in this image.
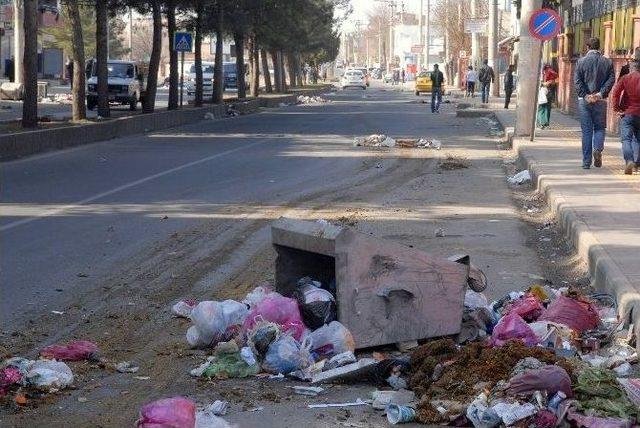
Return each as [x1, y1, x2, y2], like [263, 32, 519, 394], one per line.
[415, 71, 432, 95]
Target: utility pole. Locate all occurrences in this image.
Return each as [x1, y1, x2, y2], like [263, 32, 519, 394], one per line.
[515, 0, 543, 137]
[13, 0, 24, 84]
[128, 7, 133, 60]
[418, 0, 423, 68]
[489, 0, 499, 96]
[471, 0, 479, 69]
[425, 0, 431, 69]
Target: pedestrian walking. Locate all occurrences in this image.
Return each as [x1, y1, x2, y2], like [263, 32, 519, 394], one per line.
[574, 37, 615, 169]
[611, 59, 640, 174]
[478, 59, 494, 104]
[392, 69, 399, 85]
[401, 69, 405, 84]
[537, 64, 558, 128]
[430, 64, 445, 114]
[66, 59, 74, 87]
[504, 64, 515, 109]
[465, 66, 477, 98]
[617, 48, 640, 170]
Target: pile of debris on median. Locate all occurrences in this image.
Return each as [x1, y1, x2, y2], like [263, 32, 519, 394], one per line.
[168, 218, 638, 426]
[354, 134, 442, 149]
[296, 95, 330, 104]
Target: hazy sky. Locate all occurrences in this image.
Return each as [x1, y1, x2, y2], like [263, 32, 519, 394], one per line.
[344, 0, 435, 30]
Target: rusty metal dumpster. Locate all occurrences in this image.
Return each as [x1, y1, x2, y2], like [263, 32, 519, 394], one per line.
[271, 218, 476, 349]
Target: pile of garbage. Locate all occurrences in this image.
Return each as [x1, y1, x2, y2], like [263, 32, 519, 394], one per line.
[353, 134, 442, 149]
[1, 340, 99, 401]
[409, 287, 639, 426]
[296, 95, 330, 104]
[182, 278, 359, 383]
[40, 94, 73, 105]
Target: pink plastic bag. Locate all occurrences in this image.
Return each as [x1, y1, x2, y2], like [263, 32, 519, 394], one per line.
[490, 313, 539, 347]
[539, 295, 600, 333]
[0, 367, 22, 395]
[505, 296, 544, 322]
[533, 410, 557, 428]
[507, 365, 573, 397]
[40, 340, 98, 361]
[242, 295, 306, 340]
[567, 411, 632, 428]
[136, 397, 196, 428]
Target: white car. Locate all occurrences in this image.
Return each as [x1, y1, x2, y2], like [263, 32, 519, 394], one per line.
[186, 62, 214, 97]
[341, 70, 366, 90]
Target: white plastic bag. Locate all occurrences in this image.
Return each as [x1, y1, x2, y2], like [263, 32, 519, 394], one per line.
[507, 170, 531, 185]
[306, 321, 355, 356]
[262, 335, 314, 374]
[26, 360, 74, 390]
[538, 86, 548, 105]
[187, 300, 249, 348]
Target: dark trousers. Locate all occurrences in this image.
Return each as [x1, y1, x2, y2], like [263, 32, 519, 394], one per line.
[481, 82, 491, 103]
[620, 114, 640, 164]
[431, 87, 442, 112]
[504, 88, 513, 108]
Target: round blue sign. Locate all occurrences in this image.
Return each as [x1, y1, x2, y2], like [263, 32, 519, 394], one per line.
[529, 9, 562, 41]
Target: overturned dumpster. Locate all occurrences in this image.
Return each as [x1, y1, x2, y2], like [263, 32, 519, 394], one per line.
[271, 218, 484, 349]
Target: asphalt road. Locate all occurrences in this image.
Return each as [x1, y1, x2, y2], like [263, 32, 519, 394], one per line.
[1, 82, 548, 427]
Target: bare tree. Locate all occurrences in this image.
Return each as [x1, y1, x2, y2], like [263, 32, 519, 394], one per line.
[96, 0, 110, 117]
[194, 0, 204, 106]
[260, 49, 272, 93]
[142, 0, 162, 113]
[166, 0, 179, 109]
[212, 2, 224, 104]
[22, 0, 38, 128]
[64, 0, 87, 121]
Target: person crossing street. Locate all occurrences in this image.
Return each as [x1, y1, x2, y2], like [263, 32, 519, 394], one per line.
[430, 64, 445, 114]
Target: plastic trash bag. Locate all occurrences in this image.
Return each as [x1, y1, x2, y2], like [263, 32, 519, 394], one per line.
[539, 295, 600, 333]
[136, 396, 196, 428]
[532, 410, 557, 428]
[40, 340, 98, 361]
[262, 335, 314, 375]
[464, 290, 490, 310]
[0, 367, 22, 395]
[242, 295, 306, 341]
[202, 352, 259, 379]
[506, 365, 573, 397]
[187, 300, 249, 348]
[507, 170, 531, 185]
[293, 277, 336, 330]
[505, 296, 544, 322]
[567, 411, 633, 428]
[172, 300, 198, 318]
[490, 313, 538, 347]
[246, 321, 281, 360]
[306, 321, 356, 357]
[241, 285, 278, 308]
[466, 392, 501, 428]
[26, 360, 74, 390]
[195, 411, 233, 428]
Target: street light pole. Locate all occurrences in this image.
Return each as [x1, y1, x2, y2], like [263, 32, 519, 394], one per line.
[13, 0, 23, 84]
[426, 0, 431, 69]
[418, 0, 423, 68]
[489, 0, 499, 96]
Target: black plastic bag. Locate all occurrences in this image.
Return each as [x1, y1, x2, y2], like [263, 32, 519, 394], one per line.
[293, 277, 337, 330]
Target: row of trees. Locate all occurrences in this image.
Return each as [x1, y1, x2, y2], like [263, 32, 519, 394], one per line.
[21, 0, 348, 128]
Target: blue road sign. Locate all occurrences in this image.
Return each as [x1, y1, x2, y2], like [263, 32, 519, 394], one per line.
[529, 9, 562, 42]
[174, 32, 193, 52]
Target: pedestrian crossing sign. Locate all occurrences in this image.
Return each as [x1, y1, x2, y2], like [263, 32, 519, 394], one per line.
[174, 32, 193, 52]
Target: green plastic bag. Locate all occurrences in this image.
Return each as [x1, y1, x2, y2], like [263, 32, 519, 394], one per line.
[202, 352, 259, 379]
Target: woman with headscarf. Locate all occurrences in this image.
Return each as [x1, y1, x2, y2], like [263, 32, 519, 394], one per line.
[537, 64, 558, 129]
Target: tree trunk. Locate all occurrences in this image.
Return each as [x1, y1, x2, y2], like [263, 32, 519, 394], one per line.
[234, 32, 246, 99]
[96, 0, 110, 118]
[64, 0, 86, 121]
[194, 0, 203, 107]
[212, 7, 224, 104]
[166, 0, 179, 110]
[22, 0, 38, 128]
[250, 35, 259, 97]
[295, 55, 304, 86]
[143, 0, 162, 113]
[270, 50, 281, 92]
[261, 48, 272, 93]
[279, 49, 287, 92]
[286, 52, 297, 88]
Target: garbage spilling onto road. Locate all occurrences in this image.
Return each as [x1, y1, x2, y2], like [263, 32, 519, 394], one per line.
[507, 170, 532, 185]
[40, 94, 73, 105]
[354, 134, 443, 149]
[297, 95, 330, 104]
[226, 105, 240, 117]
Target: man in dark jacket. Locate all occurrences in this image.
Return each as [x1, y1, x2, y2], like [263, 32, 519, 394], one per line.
[504, 64, 515, 109]
[430, 64, 445, 113]
[574, 37, 615, 169]
[478, 59, 494, 104]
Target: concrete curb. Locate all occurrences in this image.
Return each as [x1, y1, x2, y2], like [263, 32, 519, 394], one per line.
[493, 112, 640, 348]
[0, 87, 331, 162]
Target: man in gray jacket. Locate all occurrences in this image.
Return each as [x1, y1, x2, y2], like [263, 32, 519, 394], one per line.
[574, 37, 615, 169]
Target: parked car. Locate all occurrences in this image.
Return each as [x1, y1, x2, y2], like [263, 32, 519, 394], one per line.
[86, 60, 145, 111]
[350, 67, 370, 86]
[186, 62, 214, 97]
[415, 71, 433, 95]
[341, 70, 367, 90]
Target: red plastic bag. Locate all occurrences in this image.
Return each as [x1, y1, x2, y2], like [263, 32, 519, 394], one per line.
[505, 296, 544, 322]
[532, 410, 558, 428]
[539, 295, 600, 333]
[490, 313, 539, 347]
[40, 340, 98, 361]
[0, 367, 22, 396]
[136, 397, 196, 428]
[242, 295, 306, 341]
[506, 365, 573, 397]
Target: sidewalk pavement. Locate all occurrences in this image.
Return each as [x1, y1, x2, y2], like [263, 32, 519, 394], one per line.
[494, 107, 640, 347]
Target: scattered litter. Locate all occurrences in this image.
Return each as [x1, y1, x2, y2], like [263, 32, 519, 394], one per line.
[186, 300, 249, 348]
[246, 406, 264, 412]
[242, 294, 306, 341]
[311, 358, 377, 384]
[136, 397, 196, 428]
[307, 398, 368, 409]
[40, 340, 98, 361]
[203, 112, 216, 120]
[262, 334, 313, 375]
[396, 138, 442, 149]
[293, 277, 336, 330]
[324, 351, 357, 371]
[51, 310, 64, 315]
[200, 351, 259, 379]
[297, 95, 330, 104]
[201, 400, 229, 416]
[26, 360, 74, 391]
[115, 361, 139, 373]
[226, 105, 240, 117]
[434, 228, 446, 237]
[491, 402, 537, 426]
[386, 403, 417, 424]
[134, 376, 150, 380]
[172, 299, 198, 318]
[439, 155, 470, 170]
[371, 389, 415, 410]
[288, 385, 325, 396]
[353, 134, 395, 147]
[507, 170, 531, 185]
[307, 321, 355, 357]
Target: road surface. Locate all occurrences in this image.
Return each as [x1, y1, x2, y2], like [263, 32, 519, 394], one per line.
[1, 83, 557, 426]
